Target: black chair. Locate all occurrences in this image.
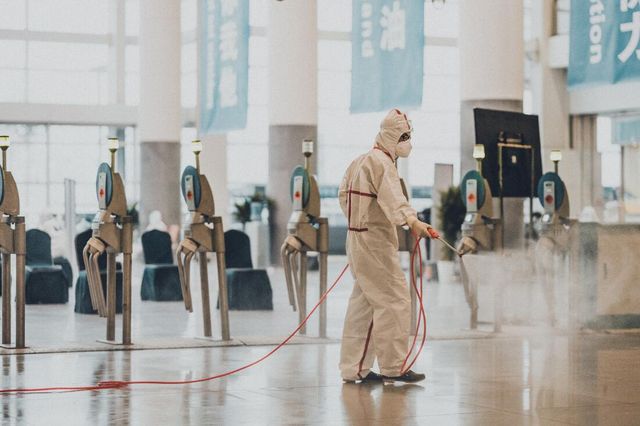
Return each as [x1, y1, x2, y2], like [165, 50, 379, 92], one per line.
[53, 256, 73, 287]
[328, 225, 347, 255]
[25, 229, 68, 304]
[140, 230, 182, 301]
[73, 228, 123, 314]
[220, 230, 272, 310]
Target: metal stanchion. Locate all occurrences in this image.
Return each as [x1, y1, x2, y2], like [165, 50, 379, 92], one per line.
[176, 140, 231, 341]
[0, 135, 27, 349]
[281, 139, 330, 337]
[83, 138, 133, 345]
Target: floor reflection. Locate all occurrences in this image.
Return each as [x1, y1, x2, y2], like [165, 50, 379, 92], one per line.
[1, 332, 640, 424]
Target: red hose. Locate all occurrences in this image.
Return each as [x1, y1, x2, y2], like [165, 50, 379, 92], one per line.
[1, 236, 430, 394]
[0, 265, 349, 395]
[403, 238, 427, 373]
[401, 236, 427, 374]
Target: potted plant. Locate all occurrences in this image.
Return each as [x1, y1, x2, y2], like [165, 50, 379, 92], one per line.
[249, 193, 266, 222]
[234, 192, 275, 230]
[436, 186, 466, 280]
[127, 202, 140, 229]
[233, 199, 251, 231]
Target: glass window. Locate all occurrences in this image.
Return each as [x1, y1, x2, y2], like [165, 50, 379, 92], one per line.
[17, 42, 110, 105]
[248, 67, 267, 106]
[182, 42, 197, 73]
[227, 143, 268, 184]
[318, 0, 351, 32]
[125, 45, 139, 73]
[123, 126, 139, 202]
[48, 125, 101, 144]
[28, 42, 109, 71]
[27, 0, 109, 34]
[125, 71, 139, 106]
[0, 124, 138, 216]
[27, 70, 107, 104]
[597, 116, 621, 189]
[318, 70, 350, 109]
[182, 72, 197, 108]
[182, 41, 197, 108]
[182, 0, 198, 33]
[318, 40, 351, 72]
[249, 37, 267, 67]
[24, 184, 48, 215]
[50, 143, 100, 183]
[0, 0, 26, 30]
[249, 0, 267, 27]
[0, 70, 27, 102]
[424, 45, 458, 76]
[421, 75, 459, 113]
[425, 0, 459, 38]
[125, 0, 140, 37]
[228, 104, 268, 145]
[0, 40, 27, 68]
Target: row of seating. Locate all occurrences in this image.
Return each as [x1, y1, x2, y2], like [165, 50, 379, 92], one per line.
[11, 228, 272, 314]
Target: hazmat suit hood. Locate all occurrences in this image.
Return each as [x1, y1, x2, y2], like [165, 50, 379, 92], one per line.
[374, 109, 412, 159]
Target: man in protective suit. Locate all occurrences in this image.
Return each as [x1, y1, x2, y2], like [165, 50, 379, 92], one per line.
[339, 109, 439, 384]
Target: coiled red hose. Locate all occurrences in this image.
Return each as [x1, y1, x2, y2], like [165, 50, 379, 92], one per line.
[1, 238, 430, 394]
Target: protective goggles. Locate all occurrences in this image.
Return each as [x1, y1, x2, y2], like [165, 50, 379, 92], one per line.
[399, 132, 412, 142]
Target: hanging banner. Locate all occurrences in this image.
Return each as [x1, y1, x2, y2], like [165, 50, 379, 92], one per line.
[351, 0, 424, 113]
[199, 0, 249, 134]
[613, 116, 640, 145]
[569, 0, 640, 87]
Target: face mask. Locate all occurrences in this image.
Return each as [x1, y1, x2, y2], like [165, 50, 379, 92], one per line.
[396, 141, 412, 157]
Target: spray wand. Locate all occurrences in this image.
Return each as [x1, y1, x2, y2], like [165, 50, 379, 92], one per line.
[436, 236, 463, 257]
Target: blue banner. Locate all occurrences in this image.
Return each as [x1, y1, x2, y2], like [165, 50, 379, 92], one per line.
[569, 0, 640, 87]
[199, 0, 249, 134]
[351, 0, 424, 113]
[614, 117, 640, 145]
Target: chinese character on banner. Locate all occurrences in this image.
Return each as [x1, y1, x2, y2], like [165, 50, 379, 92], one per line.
[199, 0, 249, 134]
[361, 2, 374, 58]
[351, 0, 424, 113]
[220, 0, 238, 17]
[380, 0, 406, 51]
[219, 66, 238, 107]
[219, 21, 239, 61]
[569, 0, 640, 86]
[618, 3, 640, 62]
[621, 0, 640, 12]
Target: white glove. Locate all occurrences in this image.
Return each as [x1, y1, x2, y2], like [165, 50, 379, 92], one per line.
[409, 220, 440, 239]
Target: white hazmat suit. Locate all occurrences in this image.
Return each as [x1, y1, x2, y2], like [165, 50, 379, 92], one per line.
[339, 109, 433, 381]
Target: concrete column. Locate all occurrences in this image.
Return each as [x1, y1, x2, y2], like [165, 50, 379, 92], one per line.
[530, 0, 570, 154]
[431, 164, 454, 261]
[459, 0, 524, 249]
[108, 0, 125, 105]
[200, 134, 230, 223]
[530, 1, 602, 219]
[570, 115, 602, 217]
[138, 0, 182, 229]
[267, 0, 318, 264]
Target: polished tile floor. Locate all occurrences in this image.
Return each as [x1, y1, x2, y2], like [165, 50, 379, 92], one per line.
[6, 255, 481, 347]
[1, 256, 640, 424]
[3, 335, 640, 425]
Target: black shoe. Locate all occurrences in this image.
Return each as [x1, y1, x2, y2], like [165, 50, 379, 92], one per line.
[362, 371, 383, 382]
[343, 371, 383, 384]
[382, 370, 426, 384]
